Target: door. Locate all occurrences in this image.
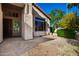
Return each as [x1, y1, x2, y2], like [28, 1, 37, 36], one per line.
[3, 18, 12, 38]
[12, 19, 21, 37]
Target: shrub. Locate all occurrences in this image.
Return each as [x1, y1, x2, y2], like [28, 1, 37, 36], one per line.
[59, 13, 76, 29]
[75, 16, 79, 32]
[57, 29, 76, 39]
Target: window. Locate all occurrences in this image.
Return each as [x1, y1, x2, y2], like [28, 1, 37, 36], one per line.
[4, 11, 19, 18]
[35, 17, 46, 31]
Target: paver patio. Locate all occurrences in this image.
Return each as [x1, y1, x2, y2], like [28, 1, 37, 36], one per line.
[0, 34, 79, 56]
[0, 37, 51, 56]
[27, 34, 79, 56]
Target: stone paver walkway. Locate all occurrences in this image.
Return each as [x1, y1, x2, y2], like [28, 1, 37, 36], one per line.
[0, 37, 51, 56]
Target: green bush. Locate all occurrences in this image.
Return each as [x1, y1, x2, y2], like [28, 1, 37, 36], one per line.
[57, 29, 76, 39]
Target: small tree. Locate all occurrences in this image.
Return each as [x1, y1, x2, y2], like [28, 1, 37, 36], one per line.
[50, 9, 65, 33]
[67, 3, 79, 31]
[59, 13, 77, 30]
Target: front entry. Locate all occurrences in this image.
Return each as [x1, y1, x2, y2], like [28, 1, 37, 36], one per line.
[3, 18, 12, 38]
[3, 18, 21, 38]
[2, 3, 23, 39]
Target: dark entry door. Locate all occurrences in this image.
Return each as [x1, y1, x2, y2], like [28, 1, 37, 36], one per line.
[3, 18, 12, 38]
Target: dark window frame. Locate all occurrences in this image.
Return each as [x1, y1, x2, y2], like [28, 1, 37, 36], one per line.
[35, 17, 46, 31]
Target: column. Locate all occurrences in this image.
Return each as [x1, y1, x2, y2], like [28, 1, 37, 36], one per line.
[0, 4, 3, 43]
[22, 3, 33, 40]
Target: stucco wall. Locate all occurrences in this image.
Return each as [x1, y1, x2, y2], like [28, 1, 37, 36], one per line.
[0, 4, 3, 43]
[32, 5, 50, 36]
[34, 31, 46, 36]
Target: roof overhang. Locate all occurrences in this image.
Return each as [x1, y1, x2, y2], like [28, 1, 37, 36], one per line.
[32, 3, 51, 20]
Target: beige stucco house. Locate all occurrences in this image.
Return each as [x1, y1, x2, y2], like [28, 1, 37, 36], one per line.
[0, 3, 50, 43]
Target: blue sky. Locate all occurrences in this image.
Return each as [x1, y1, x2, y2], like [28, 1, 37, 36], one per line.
[36, 3, 79, 15]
